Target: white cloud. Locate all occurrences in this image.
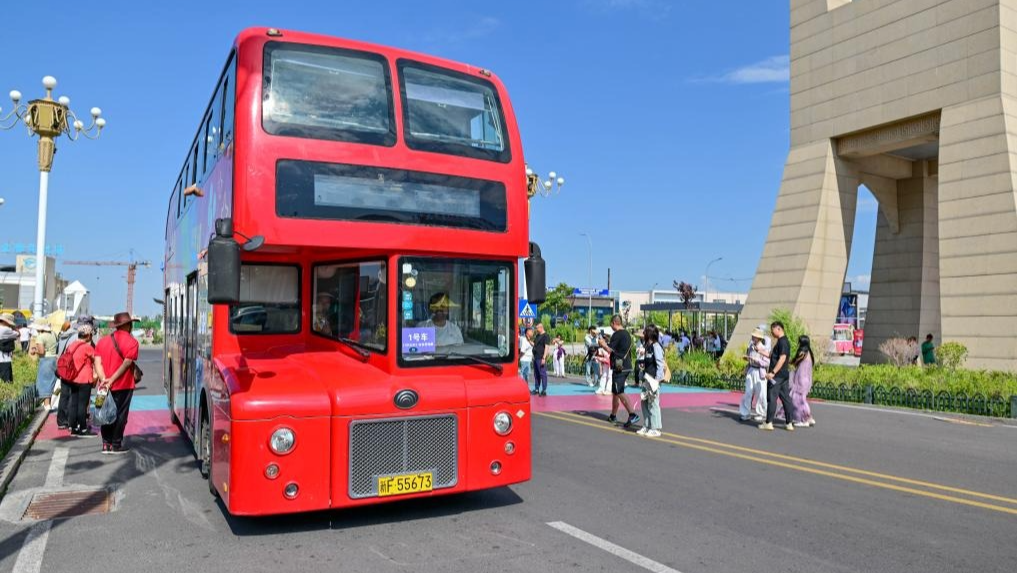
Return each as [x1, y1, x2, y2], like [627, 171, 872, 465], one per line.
[695, 55, 790, 84]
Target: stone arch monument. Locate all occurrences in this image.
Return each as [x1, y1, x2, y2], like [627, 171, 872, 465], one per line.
[733, 0, 1017, 370]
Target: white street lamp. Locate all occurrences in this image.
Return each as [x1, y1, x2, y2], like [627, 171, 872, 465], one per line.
[704, 256, 723, 333]
[1, 76, 105, 317]
[580, 233, 593, 327]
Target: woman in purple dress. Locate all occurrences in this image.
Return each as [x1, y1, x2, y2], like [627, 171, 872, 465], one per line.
[790, 336, 816, 427]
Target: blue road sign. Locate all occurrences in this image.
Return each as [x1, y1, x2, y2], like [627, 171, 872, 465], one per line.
[573, 288, 609, 297]
[518, 300, 537, 319]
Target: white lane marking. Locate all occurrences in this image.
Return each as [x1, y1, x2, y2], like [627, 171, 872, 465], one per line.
[13, 523, 51, 573]
[13, 447, 67, 573]
[547, 521, 683, 573]
[44, 448, 68, 488]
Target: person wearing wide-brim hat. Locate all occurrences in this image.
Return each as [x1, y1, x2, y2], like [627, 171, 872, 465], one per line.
[0, 313, 19, 383]
[94, 312, 142, 454]
[32, 322, 60, 410]
[738, 327, 771, 422]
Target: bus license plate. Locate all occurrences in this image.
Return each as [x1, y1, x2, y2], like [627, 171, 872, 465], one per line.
[377, 472, 433, 497]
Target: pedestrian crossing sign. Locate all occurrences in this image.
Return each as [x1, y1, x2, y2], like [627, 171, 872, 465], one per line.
[518, 300, 537, 319]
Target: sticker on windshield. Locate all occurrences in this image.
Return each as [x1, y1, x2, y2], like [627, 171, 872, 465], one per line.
[402, 327, 436, 354]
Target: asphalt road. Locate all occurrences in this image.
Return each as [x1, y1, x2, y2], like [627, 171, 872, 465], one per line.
[0, 348, 1015, 573]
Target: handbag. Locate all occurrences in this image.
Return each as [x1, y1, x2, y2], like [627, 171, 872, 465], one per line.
[111, 332, 144, 382]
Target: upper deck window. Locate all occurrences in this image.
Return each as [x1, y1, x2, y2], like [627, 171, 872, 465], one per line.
[263, 42, 395, 146]
[398, 60, 510, 163]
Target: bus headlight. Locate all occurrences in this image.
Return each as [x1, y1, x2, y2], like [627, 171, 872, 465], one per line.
[493, 412, 512, 435]
[269, 428, 296, 455]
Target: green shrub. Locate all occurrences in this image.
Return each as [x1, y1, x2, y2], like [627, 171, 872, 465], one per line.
[936, 342, 968, 370]
[718, 344, 748, 377]
[0, 354, 37, 404]
[812, 363, 1017, 398]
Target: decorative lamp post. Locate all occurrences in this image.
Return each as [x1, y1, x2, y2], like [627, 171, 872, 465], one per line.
[525, 165, 565, 198]
[1, 76, 105, 316]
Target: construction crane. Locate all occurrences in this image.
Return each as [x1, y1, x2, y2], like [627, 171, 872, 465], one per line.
[64, 258, 152, 315]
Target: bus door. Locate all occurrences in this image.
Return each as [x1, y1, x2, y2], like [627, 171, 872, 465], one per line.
[184, 273, 199, 434]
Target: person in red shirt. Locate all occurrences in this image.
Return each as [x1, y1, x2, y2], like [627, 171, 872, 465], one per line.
[65, 325, 106, 436]
[95, 312, 141, 454]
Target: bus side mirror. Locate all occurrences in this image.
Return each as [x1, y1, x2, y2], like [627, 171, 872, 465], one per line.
[208, 218, 241, 305]
[524, 242, 546, 305]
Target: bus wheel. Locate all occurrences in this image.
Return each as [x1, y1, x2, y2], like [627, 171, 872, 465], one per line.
[200, 412, 219, 498]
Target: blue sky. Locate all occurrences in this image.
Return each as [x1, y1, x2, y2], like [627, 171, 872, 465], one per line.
[0, 0, 876, 318]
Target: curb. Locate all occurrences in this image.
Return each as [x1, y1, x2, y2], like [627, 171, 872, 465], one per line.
[0, 407, 49, 498]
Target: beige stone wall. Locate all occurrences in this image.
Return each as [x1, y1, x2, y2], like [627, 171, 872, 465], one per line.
[734, 1, 1017, 369]
[938, 95, 1017, 370]
[790, 0, 1003, 147]
[731, 140, 857, 347]
[860, 164, 941, 363]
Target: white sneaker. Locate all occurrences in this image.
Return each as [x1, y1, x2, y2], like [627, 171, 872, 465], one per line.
[636, 427, 648, 436]
[646, 430, 661, 438]
[808, 418, 817, 427]
[785, 423, 795, 431]
[758, 422, 774, 431]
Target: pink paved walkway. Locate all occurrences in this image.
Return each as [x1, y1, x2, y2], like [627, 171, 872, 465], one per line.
[37, 410, 179, 442]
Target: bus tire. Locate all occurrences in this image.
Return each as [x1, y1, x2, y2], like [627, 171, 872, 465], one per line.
[201, 407, 220, 499]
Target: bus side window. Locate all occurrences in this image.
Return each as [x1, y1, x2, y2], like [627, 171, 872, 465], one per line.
[221, 59, 236, 145]
[198, 114, 209, 181]
[207, 84, 222, 163]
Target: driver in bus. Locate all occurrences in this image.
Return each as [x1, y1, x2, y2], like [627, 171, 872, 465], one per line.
[419, 292, 464, 347]
[313, 292, 335, 336]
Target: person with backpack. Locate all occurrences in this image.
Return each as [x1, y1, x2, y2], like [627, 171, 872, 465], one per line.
[637, 324, 666, 437]
[0, 314, 19, 383]
[54, 320, 77, 429]
[60, 324, 106, 437]
[95, 312, 142, 454]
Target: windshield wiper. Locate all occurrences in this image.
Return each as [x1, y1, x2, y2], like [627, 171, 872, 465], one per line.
[335, 336, 371, 362]
[433, 352, 503, 373]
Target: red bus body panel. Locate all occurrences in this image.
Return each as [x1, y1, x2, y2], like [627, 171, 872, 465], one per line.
[165, 28, 533, 516]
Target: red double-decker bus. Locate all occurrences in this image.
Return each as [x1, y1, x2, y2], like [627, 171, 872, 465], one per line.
[163, 27, 545, 516]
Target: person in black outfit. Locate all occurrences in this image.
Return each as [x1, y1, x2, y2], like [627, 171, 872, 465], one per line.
[531, 323, 550, 396]
[761, 321, 796, 431]
[599, 314, 639, 428]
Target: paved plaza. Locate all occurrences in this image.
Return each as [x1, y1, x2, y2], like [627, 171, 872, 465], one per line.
[0, 349, 1014, 573]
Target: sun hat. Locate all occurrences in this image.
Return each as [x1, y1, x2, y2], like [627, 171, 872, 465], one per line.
[31, 322, 52, 332]
[0, 313, 16, 327]
[751, 328, 767, 340]
[110, 312, 140, 329]
[77, 324, 94, 337]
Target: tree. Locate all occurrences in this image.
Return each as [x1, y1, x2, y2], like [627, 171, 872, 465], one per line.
[674, 280, 697, 308]
[538, 282, 575, 320]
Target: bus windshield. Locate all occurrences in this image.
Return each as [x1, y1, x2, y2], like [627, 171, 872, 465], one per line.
[398, 258, 512, 365]
[312, 260, 388, 352]
[263, 42, 395, 146]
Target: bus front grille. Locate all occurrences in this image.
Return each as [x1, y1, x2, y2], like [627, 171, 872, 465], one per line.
[348, 414, 458, 499]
